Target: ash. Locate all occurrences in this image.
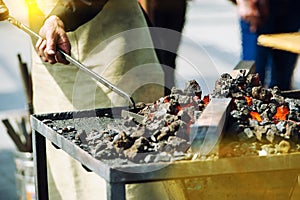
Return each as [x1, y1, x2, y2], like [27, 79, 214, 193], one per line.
[43, 80, 210, 164]
[214, 70, 300, 157]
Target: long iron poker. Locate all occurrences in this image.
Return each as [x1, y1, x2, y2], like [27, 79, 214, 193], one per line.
[6, 15, 136, 109]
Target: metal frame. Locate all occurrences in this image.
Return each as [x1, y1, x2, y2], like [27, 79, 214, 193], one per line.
[30, 106, 300, 200]
[30, 62, 300, 199]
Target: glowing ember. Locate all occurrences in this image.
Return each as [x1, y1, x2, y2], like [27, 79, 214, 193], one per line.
[164, 97, 170, 103]
[250, 111, 262, 122]
[273, 105, 289, 121]
[203, 95, 210, 105]
[245, 96, 252, 106]
[176, 105, 182, 112]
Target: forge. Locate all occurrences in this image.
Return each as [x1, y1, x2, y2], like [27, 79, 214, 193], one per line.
[213, 67, 300, 157]
[38, 79, 210, 165]
[30, 61, 300, 200]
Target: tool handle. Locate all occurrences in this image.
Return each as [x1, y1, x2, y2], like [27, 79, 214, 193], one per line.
[7, 16, 136, 108]
[58, 49, 136, 108]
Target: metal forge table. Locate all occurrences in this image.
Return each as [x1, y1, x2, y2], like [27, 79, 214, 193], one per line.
[31, 106, 300, 200]
[30, 62, 300, 199]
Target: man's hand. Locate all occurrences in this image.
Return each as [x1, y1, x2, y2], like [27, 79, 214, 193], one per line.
[236, 0, 269, 32]
[36, 15, 71, 64]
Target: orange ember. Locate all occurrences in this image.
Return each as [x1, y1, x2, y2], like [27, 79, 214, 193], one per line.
[273, 105, 289, 121]
[250, 111, 262, 122]
[245, 96, 252, 106]
[176, 105, 182, 112]
[164, 97, 170, 103]
[203, 95, 210, 105]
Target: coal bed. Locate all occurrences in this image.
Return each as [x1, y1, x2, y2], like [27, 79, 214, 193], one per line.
[214, 71, 300, 157]
[30, 63, 300, 200]
[36, 72, 300, 167]
[39, 80, 211, 166]
[43, 115, 195, 165]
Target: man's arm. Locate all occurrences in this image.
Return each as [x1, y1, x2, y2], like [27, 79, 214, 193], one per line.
[236, 0, 269, 32]
[36, 0, 108, 64]
[50, 0, 108, 32]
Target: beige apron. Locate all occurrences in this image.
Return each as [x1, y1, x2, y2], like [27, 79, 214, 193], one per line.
[29, 0, 187, 199]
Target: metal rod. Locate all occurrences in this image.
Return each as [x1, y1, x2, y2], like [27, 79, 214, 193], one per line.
[17, 53, 34, 114]
[7, 16, 136, 108]
[2, 119, 27, 151]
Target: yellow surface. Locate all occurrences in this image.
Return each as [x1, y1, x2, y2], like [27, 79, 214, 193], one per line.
[258, 32, 300, 54]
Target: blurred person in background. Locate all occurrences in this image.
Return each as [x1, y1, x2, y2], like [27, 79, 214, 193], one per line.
[138, 0, 187, 94]
[232, 0, 300, 90]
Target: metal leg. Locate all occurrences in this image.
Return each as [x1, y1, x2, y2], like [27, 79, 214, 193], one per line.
[32, 130, 49, 200]
[106, 182, 126, 200]
[289, 174, 300, 199]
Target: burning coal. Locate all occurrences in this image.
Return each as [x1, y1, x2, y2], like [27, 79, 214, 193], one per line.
[214, 71, 300, 156]
[47, 80, 211, 164]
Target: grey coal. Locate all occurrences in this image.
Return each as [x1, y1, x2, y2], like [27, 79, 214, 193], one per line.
[42, 80, 210, 164]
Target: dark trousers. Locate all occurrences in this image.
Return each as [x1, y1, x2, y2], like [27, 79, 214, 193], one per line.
[140, 0, 187, 95]
[240, 0, 300, 90]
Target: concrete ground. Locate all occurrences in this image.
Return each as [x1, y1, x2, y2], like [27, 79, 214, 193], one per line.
[1, 0, 300, 199]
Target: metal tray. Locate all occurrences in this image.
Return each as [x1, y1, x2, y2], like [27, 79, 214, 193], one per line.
[31, 106, 300, 184]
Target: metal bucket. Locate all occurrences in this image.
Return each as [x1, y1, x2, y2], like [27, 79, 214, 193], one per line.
[14, 151, 36, 200]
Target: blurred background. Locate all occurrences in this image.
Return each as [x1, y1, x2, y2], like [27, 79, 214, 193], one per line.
[1, 0, 300, 199]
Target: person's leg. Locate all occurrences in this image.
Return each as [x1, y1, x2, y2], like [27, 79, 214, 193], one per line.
[239, 19, 257, 61]
[155, 1, 187, 94]
[143, 0, 187, 94]
[270, 50, 297, 90]
[267, 0, 300, 90]
[255, 44, 271, 87]
[239, 19, 270, 86]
